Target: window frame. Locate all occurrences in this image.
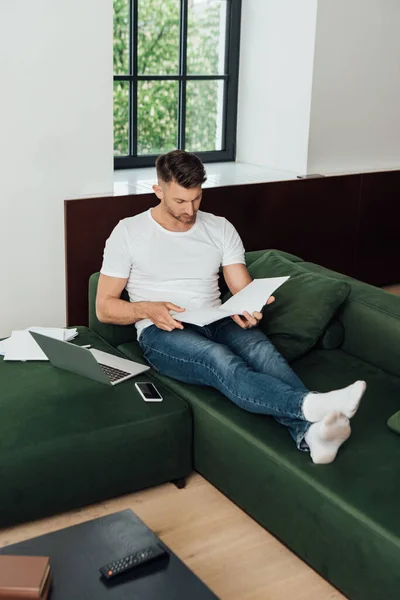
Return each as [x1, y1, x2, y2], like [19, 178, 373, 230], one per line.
[114, 0, 242, 169]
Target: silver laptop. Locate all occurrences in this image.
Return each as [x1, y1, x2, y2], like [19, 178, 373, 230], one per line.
[30, 331, 150, 386]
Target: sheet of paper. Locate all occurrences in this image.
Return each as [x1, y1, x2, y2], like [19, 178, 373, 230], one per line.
[0, 338, 10, 356]
[222, 277, 289, 315]
[3, 327, 79, 361]
[4, 330, 49, 361]
[172, 306, 232, 327]
[171, 276, 289, 327]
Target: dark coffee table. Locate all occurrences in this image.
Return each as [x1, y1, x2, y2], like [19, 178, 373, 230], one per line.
[0, 510, 219, 599]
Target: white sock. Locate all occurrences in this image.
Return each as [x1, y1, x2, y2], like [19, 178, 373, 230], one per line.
[304, 412, 351, 464]
[302, 380, 366, 423]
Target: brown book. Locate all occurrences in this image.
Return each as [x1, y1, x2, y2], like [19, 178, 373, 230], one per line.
[0, 555, 51, 600]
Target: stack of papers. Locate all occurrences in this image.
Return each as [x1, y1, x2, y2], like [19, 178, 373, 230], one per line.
[0, 327, 78, 361]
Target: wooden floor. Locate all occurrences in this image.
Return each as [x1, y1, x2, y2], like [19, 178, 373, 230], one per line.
[383, 283, 400, 296]
[0, 473, 345, 600]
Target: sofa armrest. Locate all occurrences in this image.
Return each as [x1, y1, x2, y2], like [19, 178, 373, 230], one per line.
[301, 262, 400, 378]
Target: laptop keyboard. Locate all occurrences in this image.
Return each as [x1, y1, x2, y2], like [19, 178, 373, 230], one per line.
[98, 363, 131, 383]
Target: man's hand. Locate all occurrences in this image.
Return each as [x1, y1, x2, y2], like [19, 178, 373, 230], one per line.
[144, 302, 186, 332]
[231, 296, 275, 329]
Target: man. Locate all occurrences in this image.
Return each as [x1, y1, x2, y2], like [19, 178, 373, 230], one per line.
[97, 150, 366, 464]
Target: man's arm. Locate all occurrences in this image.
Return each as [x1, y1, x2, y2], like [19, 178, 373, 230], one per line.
[222, 263, 274, 329]
[96, 274, 146, 325]
[223, 263, 253, 295]
[96, 274, 185, 331]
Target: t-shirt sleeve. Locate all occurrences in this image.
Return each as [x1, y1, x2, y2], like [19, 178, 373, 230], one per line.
[100, 220, 132, 279]
[221, 219, 246, 266]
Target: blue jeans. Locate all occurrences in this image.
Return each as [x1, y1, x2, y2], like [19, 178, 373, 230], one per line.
[138, 317, 311, 450]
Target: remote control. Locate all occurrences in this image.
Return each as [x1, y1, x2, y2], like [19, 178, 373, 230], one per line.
[100, 543, 168, 580]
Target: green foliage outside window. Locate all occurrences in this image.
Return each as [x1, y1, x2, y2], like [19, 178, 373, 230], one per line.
[113, 0, 225, 157]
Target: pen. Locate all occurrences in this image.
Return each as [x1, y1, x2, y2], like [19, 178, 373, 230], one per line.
[81, 344, 91, 349]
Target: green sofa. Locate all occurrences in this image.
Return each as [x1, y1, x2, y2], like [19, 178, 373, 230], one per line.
[87, 249, 400, 600]
[0, 328, 192, 527]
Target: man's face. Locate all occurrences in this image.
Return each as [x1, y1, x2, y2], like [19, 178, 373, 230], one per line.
[153, 179, 202, 224]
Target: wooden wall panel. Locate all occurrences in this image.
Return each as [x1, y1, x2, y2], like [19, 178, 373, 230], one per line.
[355, 171, 400, 286]
[200, 175, 361, 275]
[65, 194, 156, 325]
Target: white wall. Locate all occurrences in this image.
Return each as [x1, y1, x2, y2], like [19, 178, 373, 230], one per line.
[237, 0, 400, 176]
[308, 0, 400, 174]
[0, 0, 113, 337]
[236, 0, 318, 174]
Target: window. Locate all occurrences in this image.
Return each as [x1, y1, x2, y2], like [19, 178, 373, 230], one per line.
[113, 0, 242, 169]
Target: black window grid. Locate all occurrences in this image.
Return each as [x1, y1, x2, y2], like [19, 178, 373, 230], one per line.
[114, 0, 242, 169]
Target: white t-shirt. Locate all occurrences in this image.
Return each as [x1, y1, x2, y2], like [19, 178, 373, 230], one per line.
[100, 208, 245, 337]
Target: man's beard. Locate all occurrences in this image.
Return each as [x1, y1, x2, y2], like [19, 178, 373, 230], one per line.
[165, 203, 196, 223]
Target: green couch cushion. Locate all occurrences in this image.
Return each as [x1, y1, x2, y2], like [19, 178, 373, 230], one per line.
[298, 262, 400, 379]
[316, 318, 345, 350]
[0, 327, 192, 528]
[121, 345, 400, 600]
[230, 250, 351, 362]
[388, 410, 400, 436]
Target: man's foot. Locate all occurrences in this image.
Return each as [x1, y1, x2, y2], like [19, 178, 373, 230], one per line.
[304, 412, 351, 464]
[302, 380, 366, 423]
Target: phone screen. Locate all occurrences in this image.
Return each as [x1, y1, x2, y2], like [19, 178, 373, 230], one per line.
[136, 382, 162, 400]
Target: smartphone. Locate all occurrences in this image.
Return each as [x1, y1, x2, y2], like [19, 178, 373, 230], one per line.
[135, 381, 163, 402]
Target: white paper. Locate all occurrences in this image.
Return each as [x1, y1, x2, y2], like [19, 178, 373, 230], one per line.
[0, 337, 10, 356]
[3, 327, 79, 361]
[28, 327, 66, 341]
[170, 276, 289, 327]
[65, 330, 78, 341]
[28, 326, 78, 342]
[4, 330, 49, 361]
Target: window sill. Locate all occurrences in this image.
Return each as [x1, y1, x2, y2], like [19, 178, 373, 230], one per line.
[113, 161, 298, 196]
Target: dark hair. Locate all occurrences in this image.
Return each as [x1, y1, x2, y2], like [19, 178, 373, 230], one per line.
[155, 150, 207, 188]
